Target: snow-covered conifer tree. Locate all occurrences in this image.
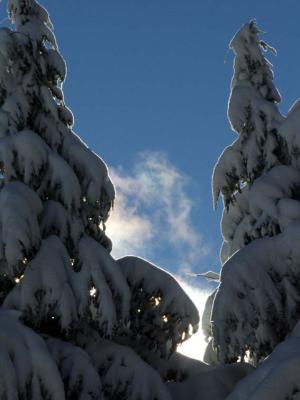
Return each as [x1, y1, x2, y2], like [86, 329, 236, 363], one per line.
[213, 21, 286, 211]
[0, 1, 213, 398]
[211, 21, 300, 376]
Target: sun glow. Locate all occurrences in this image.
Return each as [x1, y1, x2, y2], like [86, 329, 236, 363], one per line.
[177, 280, 210, 361]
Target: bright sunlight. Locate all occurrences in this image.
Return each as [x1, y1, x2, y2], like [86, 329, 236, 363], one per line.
[177, 280, 210, 361]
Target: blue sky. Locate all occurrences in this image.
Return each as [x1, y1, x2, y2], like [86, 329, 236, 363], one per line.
[3, 0, 300, 283]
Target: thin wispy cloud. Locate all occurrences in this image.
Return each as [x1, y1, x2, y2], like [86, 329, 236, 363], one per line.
[106, 151, 210, 276]
[106, 151, 215, 360]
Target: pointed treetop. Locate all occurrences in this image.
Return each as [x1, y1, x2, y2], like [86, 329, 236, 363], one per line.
[212, 20, 285, 209]
[229, 20, 280, 109]
[8, 0, 57, 49]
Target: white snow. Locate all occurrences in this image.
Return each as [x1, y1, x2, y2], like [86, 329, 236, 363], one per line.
[3, 236, 78, 330]
[212, 221, 300, 363]
[0, 182, 42, 274]
[168, 363, 253, 400]
[118, 256, 199, 355]
[0, 309, 65, 399]
[47, 337, 103, 399]
[85, 338, 172, 400]
[227, 323, 300, 399]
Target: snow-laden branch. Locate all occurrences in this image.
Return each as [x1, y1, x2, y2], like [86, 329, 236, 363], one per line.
[212, 221, 300, 363]
[118, 256, 199, 356]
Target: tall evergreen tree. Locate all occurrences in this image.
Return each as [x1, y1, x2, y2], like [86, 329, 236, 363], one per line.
[213, 21, 290, 265]
[211, 21, 300, 376]
[0, 1, 208, 398]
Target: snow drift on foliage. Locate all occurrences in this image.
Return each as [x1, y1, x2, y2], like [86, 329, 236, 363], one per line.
[227, 322, 300, 399]
[0, 310, 65, 400]
[213, 220, 300, 363]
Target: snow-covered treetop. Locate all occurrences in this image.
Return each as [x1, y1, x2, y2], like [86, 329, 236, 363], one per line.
[0, 0, 115, 253]
[8, 0, 57, 49]
[229, 21, 280, 108]
[212, 21, 285, 209]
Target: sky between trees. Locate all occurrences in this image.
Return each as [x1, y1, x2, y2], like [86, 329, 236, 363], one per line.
[1, 0, 299, 280]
